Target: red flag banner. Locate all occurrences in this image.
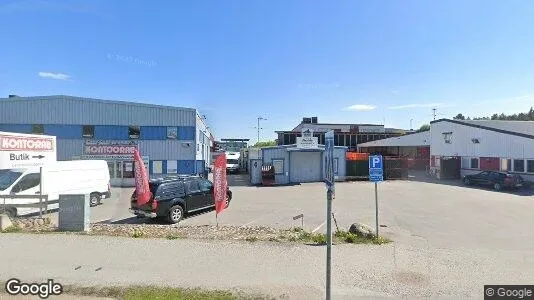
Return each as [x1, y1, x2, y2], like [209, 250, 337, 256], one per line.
[133, 149, 152, 207]
[213, 153, 228, 215]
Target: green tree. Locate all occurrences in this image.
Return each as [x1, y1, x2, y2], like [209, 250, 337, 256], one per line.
[251, 140, 277, 148]
[418, 124, 430, 132]
[453, 113, 466, 120]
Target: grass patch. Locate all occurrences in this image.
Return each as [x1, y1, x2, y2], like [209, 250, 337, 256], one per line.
[334, 230, 392, 244]
[0, 284, 273, 300]
[1, 225, 22, 233]
[245, 236, 258, 242]
[166, 234, 181, 240]
[131, 229, 144, 238]
[278, 229, 392, 245]
[268, 237, 280, 242]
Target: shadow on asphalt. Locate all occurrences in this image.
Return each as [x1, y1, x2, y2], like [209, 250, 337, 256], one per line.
[406, 172, 534, 197]
[98, 206, 217, 225]
[226, 173, 251, 187]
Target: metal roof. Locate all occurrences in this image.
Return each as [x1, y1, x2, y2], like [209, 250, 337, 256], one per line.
[430, 119, 534, 139]
[358, 131, 431, 148]
[0, 95, 196, 111]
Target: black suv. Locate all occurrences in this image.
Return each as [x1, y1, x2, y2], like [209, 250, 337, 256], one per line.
[130, 175, 232, 224]
[463, 171, 524, 191]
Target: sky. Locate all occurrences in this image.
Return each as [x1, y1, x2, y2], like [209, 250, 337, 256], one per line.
[1, 0, 534, 142]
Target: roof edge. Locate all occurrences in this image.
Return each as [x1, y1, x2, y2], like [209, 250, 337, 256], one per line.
[431, 119, 534, 140]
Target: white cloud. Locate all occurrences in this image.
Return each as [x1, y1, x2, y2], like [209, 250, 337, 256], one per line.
[387, 102, 443, 110]
[38, 72, 71, 81]
[345, 104, 377, 111]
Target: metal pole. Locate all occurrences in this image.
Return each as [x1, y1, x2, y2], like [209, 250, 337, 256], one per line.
[326, 187, 333, 300]
[375, 182, 379, 237]
[39, 167, 43, 217]
[257, 117, 260, 144]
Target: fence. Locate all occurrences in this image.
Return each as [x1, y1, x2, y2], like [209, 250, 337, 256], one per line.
[0, 195, 55, 218]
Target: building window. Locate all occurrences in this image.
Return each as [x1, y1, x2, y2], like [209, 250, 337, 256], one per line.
[470, 158, 479, 169]
[167, 160, 177, 174]
[129, 126, 140, 139]
[501, 158, 511, 172]
[82, 125, 94, 138]
[32, 124, 44, 135]
[152, 161, 163, 174]
[167, 127, 177, 139]
[123, 162, 134, 178]
[461, 157, 470, 168]
[272, 159, 284, 175]
[527, 160, 534, 173]
[350, 135, 357, 147]
[513, 159, 525, 172]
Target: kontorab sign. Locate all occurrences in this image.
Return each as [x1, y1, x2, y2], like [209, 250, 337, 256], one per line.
[83, 141, 138, 159]
[0, 132, 57, 169]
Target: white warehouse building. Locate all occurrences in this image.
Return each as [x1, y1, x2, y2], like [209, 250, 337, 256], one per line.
[429, 119, 534, 181]
[357, 118, 534, 181]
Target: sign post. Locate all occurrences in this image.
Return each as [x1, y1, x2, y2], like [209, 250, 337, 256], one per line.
[0, 132, 57, 217]
[369, 155, 384, 237]
[324, 130, 335, 300]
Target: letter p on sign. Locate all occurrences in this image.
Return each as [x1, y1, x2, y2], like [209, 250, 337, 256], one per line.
[372, 157, 380, 168]
[369, 155, 383, 169]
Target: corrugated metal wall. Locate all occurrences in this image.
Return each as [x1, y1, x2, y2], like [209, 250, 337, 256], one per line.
[138, 140, 196, 160]
[261, 146, 348, 184]
[290, 151, 322, 182]
[262, 147, 290, 184]
[0, 96, 197, 126]
[430, 121, 534, 158]
[57, 140, 84, 160]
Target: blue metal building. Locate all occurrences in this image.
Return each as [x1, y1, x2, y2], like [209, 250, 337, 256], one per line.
[0, 95, 212, 186]
[258, 144, 348, 184]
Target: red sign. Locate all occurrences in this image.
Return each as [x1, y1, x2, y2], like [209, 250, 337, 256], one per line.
[133, 149, 152, 207]
[213, 153, 228, 215]
[84, 144, 138, 155]
[0, 134, 54, 151]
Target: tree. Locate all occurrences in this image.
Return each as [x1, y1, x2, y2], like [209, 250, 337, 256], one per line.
[472, 107, 534, 121]
[453, 113, 466, 120]
[418, 124, 430, 132]
[251, 140, 277, 148]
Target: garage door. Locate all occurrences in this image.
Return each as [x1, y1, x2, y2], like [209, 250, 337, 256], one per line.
[290, 152, 322, 183]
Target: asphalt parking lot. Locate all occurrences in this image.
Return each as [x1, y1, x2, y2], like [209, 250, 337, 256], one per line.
[46, 173, 534, 252]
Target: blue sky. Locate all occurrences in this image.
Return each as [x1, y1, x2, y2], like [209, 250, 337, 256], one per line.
[1, 0, 534, 142]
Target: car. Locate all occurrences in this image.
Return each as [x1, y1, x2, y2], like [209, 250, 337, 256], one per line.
[462, 171, 524, 191]
[129, 175, 232, 224]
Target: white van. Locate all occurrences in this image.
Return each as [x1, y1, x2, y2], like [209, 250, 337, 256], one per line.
[0, 160, 111, 217]
[225, 152, 241, 173]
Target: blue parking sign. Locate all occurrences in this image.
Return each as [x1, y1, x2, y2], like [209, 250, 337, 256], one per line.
[369, 155, 383, 182]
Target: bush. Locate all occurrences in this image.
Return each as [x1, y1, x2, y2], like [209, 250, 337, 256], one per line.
[245, 236, 258, 242]
[131, 230, 144, 238]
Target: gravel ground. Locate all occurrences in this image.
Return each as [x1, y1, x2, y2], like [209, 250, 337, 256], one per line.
[0, 233, 532, 299]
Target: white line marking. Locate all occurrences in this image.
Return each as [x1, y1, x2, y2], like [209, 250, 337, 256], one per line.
[312, 220, 326, 233]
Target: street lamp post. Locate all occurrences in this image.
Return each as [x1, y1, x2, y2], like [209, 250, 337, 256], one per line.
[257, 116, 266, 144]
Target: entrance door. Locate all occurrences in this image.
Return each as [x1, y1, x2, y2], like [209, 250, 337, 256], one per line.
[290, 152, 322, 183]
[440, 157, 461, 179]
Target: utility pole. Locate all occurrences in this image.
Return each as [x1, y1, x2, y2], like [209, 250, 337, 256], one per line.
[432, 108, 437, 120]
[257, 116, 267, 144]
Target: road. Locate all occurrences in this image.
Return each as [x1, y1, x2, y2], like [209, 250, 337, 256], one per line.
[10, 174, 534, 298]
[49, 174, 534, 251]
[1, 233, 533, 299]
